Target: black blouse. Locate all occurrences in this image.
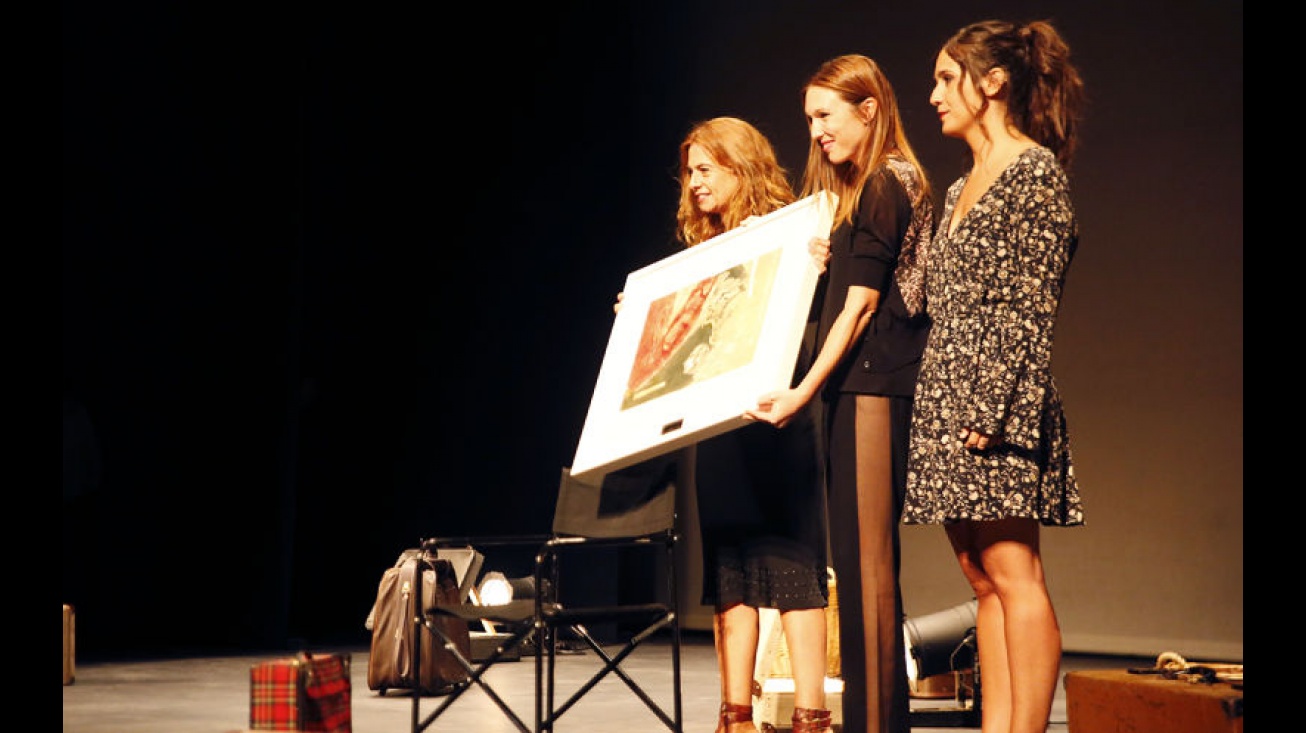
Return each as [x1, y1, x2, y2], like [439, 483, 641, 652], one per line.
[814, 163, 933, 399]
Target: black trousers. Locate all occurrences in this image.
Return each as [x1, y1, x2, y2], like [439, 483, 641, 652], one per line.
[826, 392, 911, 733]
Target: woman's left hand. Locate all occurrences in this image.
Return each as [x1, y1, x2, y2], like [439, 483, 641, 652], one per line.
[959, 427, 1000, 451]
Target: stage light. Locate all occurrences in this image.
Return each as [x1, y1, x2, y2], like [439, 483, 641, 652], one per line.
[903, 599, 981, 727]
[475, 571, 537, 606]
[477, 572, 511, 605]
[904, 598, 978, 681]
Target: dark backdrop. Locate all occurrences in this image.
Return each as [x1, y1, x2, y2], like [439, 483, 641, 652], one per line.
[62, 1, 1242, 659]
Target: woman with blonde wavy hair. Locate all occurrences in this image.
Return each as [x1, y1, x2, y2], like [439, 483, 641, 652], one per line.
[675, 117, 797, 244]
[670, 116, 833, 733]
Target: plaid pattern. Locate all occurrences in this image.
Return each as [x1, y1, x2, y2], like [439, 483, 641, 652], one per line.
[250, 653, 351, 732]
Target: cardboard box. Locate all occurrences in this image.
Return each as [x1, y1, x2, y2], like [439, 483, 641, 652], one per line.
[1064, 669, 1243, 733]
[753, 676, 844, 733]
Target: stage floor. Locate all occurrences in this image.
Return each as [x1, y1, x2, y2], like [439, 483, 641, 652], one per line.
[62, 629, 1156, 732]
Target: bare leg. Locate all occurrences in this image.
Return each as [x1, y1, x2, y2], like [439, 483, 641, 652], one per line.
[780, 607, 828, 710]
[946, 519, 1061, 733]
[715, 602, 761, 732]
[945, 521, 1009, 733]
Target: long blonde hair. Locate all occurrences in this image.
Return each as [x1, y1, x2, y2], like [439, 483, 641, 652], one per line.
[799, 54, 932, 228]
[676, 117, 795, 246]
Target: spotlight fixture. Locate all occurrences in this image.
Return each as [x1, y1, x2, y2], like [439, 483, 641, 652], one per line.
[475, 571, 537, 606]
[469, 570, 540, 663]
[903, 599, 981, 727]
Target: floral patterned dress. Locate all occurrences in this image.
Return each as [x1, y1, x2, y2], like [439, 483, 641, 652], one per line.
[903, 145, 1084, 526]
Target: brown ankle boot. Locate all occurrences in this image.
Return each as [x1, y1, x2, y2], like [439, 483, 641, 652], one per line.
[790, 706, 832, 733]
[717, 701, 754, 732]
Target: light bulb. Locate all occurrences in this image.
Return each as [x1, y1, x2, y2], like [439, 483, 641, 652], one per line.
[478, 571, 513, 605]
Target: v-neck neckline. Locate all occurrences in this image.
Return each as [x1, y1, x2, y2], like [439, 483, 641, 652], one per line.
[945, 145, 1035, 239]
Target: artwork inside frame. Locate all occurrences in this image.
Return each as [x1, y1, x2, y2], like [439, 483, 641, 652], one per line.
[570, 192, 837, 484]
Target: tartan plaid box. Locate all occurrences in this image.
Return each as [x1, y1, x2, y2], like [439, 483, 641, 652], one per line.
[250, 652, 351, 733]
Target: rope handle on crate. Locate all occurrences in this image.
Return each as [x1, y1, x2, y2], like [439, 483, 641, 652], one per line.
[1127, 651, 1243, 685]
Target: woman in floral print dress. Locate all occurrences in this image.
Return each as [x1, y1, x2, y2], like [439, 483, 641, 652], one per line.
[903, 19, 1086, 733]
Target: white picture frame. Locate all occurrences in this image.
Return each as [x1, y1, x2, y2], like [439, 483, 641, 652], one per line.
[570, 192, 837, 483]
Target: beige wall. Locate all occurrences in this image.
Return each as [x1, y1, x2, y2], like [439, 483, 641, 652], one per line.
[668, 0, 1242, 666]
[675, 219, 1244, 660]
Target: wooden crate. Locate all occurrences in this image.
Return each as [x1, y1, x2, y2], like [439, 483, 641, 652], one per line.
[63, 604, 75, 686]
[1064, 670, 1243, 733]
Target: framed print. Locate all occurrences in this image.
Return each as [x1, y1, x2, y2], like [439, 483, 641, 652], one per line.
[570, 192, 837, 483]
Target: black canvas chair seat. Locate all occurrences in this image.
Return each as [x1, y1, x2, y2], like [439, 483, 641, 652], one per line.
[410, 455, 684, 733]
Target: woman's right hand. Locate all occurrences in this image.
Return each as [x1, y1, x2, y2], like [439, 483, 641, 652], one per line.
[745, 388, 807, 428]
[613, 291, 624, 314]
[809, 237, 831, 274]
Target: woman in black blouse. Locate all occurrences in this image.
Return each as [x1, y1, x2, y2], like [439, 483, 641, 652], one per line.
[750, 54, 935, 733]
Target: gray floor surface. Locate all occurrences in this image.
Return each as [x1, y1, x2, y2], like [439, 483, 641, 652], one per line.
[62, 629, 1169, 733]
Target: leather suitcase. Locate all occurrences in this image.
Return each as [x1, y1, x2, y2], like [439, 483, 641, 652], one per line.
[366, 552, 471, 695]
[63, 604, 75, 686]
[250, 652, 351, 732]
[1064, 669, 1243, 733]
